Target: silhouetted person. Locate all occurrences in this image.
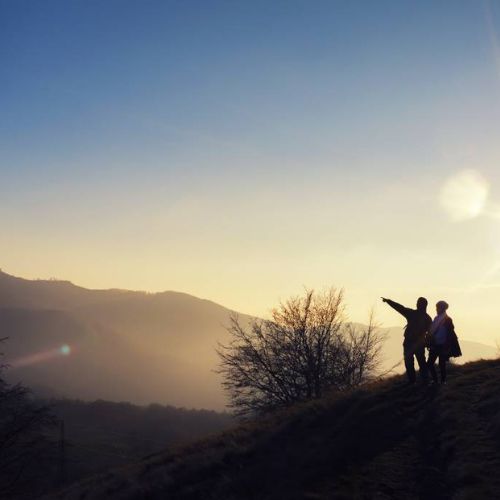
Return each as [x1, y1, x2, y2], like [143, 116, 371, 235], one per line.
[427, 300, 461, 384]
[382, 296, 431, 385]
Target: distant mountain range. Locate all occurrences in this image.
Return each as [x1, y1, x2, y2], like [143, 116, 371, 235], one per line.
[0, 270, 496, 410]
[0, 270, 245, 410]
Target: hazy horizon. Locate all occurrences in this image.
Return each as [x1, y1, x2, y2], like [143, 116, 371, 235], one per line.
[3, 1, 500, 346]
[1, 267, 498, 349]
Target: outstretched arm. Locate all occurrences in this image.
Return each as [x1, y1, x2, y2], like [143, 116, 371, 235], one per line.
[381, 298, 411, 319]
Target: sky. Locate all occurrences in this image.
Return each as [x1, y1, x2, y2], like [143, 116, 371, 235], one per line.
[2, 1, 500, 345]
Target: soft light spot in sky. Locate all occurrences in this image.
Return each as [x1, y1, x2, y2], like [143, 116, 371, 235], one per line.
[440, 170, 490, 221]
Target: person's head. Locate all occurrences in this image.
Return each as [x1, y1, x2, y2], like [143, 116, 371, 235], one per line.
[416, 297, 428, 311]
[436, 300, 449, 315]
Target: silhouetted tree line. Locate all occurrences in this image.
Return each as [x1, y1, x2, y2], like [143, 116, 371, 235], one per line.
[0, 334, 234, 499]
[33, 399, 233, 489]
[218, 288, 384, 417]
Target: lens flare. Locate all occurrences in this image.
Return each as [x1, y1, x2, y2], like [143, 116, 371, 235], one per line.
[440, 170, 489, 221]
[10, 344, 73, 369]
[60, 344, 71, 355]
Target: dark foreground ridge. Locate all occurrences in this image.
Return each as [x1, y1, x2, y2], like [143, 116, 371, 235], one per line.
[47, 359, 500, 500]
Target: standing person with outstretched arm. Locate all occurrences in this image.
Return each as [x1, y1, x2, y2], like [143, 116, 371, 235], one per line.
[381, 296, 431, 385]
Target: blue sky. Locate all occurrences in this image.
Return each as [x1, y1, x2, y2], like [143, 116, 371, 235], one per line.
[2, 0, 497, 182]
[2, 1, 500, 343]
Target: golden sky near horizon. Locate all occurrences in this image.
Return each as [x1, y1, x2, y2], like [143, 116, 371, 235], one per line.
[4, 167, 500, 348]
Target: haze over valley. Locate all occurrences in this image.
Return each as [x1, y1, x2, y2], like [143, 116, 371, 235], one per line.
[1, 270, 496, 411]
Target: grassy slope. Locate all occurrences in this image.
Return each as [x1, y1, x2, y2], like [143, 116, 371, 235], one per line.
[47, 358, 500, 500]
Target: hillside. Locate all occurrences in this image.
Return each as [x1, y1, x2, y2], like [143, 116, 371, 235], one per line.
[46, 358, 500, 500]
[9, 398, 233, 498]
[0, 395, 233, 500]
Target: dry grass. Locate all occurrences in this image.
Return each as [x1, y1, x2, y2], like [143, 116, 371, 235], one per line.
[45, 358, 500, 500]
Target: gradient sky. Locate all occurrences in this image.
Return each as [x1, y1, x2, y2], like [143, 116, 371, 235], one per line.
[2, 1, 500, 345]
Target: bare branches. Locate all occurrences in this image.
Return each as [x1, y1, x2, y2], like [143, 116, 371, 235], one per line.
[0, 337, 56, 495]
[338, 312, 385, 389]
[217, 288, 384, 418]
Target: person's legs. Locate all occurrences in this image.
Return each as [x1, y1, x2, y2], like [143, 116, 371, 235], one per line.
[427, 349, 439, 383]
[414, 346, 429, 384]
[404, 344, 416, 383]
[438, 350, 447, 383]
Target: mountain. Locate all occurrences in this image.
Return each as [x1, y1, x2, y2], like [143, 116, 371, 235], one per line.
[0, 270, 246, 410]
[1, 270, 496, 410]
[45, 358, 500, 500]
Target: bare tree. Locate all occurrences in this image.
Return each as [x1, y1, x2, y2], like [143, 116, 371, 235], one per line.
[217, 288, 384, 417]
[0, 338, 55, 496]
[335, 312, 384, 388]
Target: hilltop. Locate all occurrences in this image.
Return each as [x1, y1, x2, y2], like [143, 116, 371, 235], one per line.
[47, 358, 500, 500]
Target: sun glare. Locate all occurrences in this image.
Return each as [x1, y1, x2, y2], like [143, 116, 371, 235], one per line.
[440, 170, 489, 221]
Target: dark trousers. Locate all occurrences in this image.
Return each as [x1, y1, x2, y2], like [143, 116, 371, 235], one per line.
[428, 346, 447, 383]
[404, 343, 428, 383]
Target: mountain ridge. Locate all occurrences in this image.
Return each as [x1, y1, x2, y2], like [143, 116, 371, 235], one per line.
[0, 269, 234, 313]
[0, 270, 242, 409]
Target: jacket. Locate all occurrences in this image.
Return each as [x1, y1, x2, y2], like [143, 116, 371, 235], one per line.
[385, 299, 432, 347]
[430, 316, 462, 359]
